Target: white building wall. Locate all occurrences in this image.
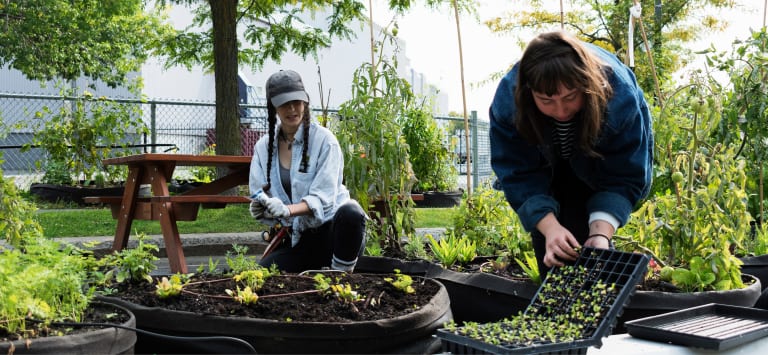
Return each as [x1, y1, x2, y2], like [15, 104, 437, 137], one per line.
[139, 4, 447, 113]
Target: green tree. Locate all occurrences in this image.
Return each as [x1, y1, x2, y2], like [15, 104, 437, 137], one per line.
[155, 0, 368, 156]
[0, 0, 171, 87]
[154, 0, 476, 157]
[484, 0, 736, 98]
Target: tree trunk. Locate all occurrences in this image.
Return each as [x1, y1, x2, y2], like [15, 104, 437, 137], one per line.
[209, 0, 241, 157]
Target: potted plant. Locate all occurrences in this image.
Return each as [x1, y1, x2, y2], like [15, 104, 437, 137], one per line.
[707, 28, 768, 290]
[400, 106, 462, 207]
[333, 54, 418, 255]
[423, 181, 539, 323]
[97, 245, 452, 354]
[24, 85, 147, 205]
[354, 181, 540, 324]
[0, 167, 136, 354]
[616, 77, 762, 332]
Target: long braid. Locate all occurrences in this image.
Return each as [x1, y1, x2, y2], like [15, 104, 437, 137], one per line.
[263, 105, 277, 194]
[300, 107, 311, 173]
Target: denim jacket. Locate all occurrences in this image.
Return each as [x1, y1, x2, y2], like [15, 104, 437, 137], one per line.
[489, 43, 654, 232]
[249, 121, 350, 246]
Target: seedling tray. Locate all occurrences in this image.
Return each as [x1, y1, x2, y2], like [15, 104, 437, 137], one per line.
[625, 303, 768, 351]
[437, 247, 650, 354]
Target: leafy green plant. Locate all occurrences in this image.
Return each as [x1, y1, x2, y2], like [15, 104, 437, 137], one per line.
[0, 169, 102, 338]
[330, 283, 364, 304]
[334, 56, 418, 253]
[449, 180, 531, 259]
[384, 269, 415, 294]
[514, 251, 541, 285]
[0, 163, 44, 246]
[197, 257, 221, 274]
[102, 232, 159, 284]
[619, 78, 750, 292]
[400, 106, 458, 193]
[225, 244, 260, 274]
[403, 232, 430, 260]
[443, 264, 618, 347]
[155, 275, 186, 298]
[225, 286, 260, 305]
[750, 223, 768, 256]
[189, 143, 217, 183]
[22, 85, 147, 185]
[709, 28, 768, 223]
[41, 158, 74, 185]
[233, 268, 279, 291]
[313, 273, 365, 304]
[427, 232, 476, 268]
[427, 233, 458, 268]
[0, 239, 96, 336]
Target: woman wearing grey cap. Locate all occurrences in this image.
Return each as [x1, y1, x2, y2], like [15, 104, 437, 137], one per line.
[248, 69, 367, 273]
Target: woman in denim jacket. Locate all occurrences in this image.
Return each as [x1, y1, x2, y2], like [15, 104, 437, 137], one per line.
[489, 31, 654, 274]
[249, 70, 366, 273]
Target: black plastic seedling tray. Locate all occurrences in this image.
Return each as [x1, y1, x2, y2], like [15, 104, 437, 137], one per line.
[437, 247, 650, 354]
[625, 303, 768, 351]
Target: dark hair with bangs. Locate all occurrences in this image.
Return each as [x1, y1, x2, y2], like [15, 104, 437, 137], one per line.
[514, 31, 612, 158]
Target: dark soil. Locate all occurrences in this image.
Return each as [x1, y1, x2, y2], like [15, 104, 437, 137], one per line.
[0, 302, 131, 342]
[109, 272, 439, 322]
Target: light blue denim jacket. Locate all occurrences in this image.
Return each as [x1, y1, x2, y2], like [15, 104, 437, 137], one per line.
[249, 121, 350, 246]
[489, 43, 654, 232]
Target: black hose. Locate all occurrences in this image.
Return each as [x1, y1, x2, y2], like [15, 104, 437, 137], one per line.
[26, 318, 257, 354]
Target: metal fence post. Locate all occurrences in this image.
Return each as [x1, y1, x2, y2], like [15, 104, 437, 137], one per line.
[150, 101, 157, 153]
[471, 110, 479, 190]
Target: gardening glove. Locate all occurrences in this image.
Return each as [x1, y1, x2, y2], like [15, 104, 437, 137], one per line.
[249, 191, 268, 219]
[249, 199, 266, 219]
[263, 196, 290, 218]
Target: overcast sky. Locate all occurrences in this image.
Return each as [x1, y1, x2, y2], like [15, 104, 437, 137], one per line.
[372, 1, 767, 119]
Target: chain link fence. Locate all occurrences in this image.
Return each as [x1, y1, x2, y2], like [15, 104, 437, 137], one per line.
[0, 92, 491, 190]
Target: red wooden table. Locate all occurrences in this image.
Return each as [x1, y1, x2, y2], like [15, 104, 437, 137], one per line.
[85, 153, 252, 273]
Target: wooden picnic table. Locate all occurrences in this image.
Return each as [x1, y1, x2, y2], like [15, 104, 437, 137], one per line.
[84, 153, 252, 273]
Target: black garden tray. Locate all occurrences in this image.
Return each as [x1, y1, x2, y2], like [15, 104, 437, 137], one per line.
[437, 247, 650, 354]
[625, 303, 768, 351]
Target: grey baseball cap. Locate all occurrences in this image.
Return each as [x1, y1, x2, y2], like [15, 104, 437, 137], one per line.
[266, 70, 309, 107]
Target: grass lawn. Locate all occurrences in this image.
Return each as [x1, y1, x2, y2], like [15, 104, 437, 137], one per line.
[35, 205, 458, 238]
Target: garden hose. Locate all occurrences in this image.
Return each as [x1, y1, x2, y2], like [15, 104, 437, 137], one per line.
[25, 318, 257, 354]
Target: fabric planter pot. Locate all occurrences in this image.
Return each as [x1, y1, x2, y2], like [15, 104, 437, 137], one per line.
[357, 256, 539, 324]
[413, 190, 463, 208]
[615, 274, 763, 334]
[98, 277, 452, 354]
[0, 302, 137, 355]
[425, 266, 539, 324]
[740, 254, 768, 291]
[355, 255, 438, 276]
[29, 183, 124, 206]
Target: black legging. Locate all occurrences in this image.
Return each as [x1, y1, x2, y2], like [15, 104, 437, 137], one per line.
[531, 160, 595, 276]
[258, 200, 366, 272]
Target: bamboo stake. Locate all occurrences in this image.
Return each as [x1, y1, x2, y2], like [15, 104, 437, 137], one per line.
[452, 0, 471, 195]
[633, 1, 664, 106]
[368, 0, 375, 88]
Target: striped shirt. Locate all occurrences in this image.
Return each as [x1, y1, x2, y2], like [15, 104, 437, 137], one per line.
[552, 119, 577, 160]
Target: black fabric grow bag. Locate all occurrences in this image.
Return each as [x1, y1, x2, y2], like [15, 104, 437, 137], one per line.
[0, 302, 136, 355]
[98, 278, 452, 354]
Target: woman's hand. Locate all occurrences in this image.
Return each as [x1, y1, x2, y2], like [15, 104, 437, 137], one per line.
[538, 214, 580, 267]
[264, 196, 291, 218]
[583, 234, 612, 249]
[543, 227, 580, 267]
[249, 200, 266, 219]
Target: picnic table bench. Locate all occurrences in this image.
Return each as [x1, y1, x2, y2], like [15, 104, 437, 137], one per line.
[84, 153, 252, 273]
